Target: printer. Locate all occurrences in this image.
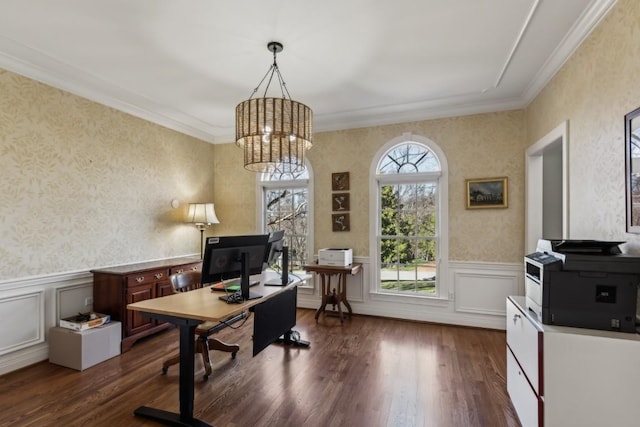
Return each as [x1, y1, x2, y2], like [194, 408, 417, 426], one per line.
[524, 239, 640, 333]
[318, 248, 353, 266]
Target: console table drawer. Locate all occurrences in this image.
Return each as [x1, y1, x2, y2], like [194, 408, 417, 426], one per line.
[170, 263, 201, 275]
[126, 269, 169, 287]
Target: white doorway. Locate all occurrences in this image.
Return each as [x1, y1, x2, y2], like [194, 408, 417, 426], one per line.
[525, 121, 569, 254]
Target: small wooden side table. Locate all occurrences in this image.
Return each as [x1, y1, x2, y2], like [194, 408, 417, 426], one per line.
[303, 263, 362, 322]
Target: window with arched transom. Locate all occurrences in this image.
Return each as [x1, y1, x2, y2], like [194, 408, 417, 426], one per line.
[370, 134, 449, 298]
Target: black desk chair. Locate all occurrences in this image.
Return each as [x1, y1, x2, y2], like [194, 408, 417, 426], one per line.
[161, 270, 240, 380]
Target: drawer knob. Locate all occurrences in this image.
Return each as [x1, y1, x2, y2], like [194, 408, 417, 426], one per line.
[135, 277, 144, 283]
[512, 313, 521, 324]
[155, 273, 164, 279]
[176, 269, 184, 273]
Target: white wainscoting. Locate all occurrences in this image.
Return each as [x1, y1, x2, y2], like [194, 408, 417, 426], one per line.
[0, 259, 524, 375]
[297, 258, 523, 330]
[451, 261, 524, 316]
[0, 271, 93, 376]
[0, 290, 45, 356]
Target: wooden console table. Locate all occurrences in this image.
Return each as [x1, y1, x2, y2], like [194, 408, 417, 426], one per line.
[303, 263, 362, 322]
[92, 257, 202, 352]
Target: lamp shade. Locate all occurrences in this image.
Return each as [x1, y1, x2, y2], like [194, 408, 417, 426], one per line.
[234, 42, 313, 173]
[235, 97, 312, 173]
[185, 203, 220, 225]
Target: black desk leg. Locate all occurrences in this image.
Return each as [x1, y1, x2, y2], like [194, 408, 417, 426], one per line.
[134, 319, 212, 427]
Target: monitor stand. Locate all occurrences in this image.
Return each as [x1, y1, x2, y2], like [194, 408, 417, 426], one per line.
[264, 246, 290, 287]
[218, 251, 263, 302]
[240, 251, 261, 300]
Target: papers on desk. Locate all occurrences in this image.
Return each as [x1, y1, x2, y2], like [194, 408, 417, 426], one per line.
[210, 280, 240, 292]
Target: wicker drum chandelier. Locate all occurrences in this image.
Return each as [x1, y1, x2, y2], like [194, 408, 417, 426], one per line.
[235, 42, 313, 173]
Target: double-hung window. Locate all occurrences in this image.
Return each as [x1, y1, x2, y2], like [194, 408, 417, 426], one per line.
[258, 164, 313, 277]
[371, 135, 448, 298]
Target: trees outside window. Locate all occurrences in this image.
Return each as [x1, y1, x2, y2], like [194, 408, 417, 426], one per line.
[259, 164, 313, 274]
[372, 137, 447, 297]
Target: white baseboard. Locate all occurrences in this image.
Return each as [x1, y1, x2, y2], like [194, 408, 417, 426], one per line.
[298, 259, 523, 330]
[0, 271, 93, 376]
[0, 259, 524, 375]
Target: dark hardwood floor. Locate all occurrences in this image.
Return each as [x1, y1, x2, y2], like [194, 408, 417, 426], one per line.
[0, 309, 521, 427]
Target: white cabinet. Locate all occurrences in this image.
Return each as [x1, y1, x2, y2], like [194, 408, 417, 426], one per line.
[506, 296, 640, 427]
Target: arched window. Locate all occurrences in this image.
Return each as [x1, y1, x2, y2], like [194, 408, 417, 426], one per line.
[258, 163, 314, 276]
[370, 134, 448, 298]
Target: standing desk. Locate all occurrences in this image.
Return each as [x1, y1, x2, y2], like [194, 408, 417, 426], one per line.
[127, 275, 303, 427]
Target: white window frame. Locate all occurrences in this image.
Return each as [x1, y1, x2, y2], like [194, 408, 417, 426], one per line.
[256, 162, 315, 287]
[369, 132, 449, 301]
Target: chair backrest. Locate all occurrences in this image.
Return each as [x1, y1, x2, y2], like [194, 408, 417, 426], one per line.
[169, 270, 202, 293]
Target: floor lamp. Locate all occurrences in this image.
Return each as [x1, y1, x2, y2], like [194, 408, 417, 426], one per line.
[186, 203, 220, 259]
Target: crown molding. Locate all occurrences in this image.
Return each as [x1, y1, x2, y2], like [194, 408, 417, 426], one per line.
[521, 0, 618, 105]
[313, 96, 525, 134]
[0, 0, 618, 144]
[0, 37, 219, 143]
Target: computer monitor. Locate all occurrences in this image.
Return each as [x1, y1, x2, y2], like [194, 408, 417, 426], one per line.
[201, 234, 269, 301]
[263, 230, 285, 268]
[263, 230, 289, 286]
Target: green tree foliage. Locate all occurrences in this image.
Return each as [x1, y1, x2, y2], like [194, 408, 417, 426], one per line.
[380, 184, 436, 265]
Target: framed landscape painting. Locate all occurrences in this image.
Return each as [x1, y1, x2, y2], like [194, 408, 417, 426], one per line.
[466, 177, 508, 209]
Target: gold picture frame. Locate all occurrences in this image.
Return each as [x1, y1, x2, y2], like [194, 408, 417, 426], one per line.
[466, 177, 508, 209]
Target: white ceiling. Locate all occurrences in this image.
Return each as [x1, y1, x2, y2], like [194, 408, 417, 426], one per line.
[0, 0, 616, 143]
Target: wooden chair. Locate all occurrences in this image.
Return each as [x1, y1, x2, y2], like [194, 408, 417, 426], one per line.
[161, 270, 240, 380]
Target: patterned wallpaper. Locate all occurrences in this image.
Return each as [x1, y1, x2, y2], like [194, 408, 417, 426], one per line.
[308, 111, 526, 262]
[211, 142, 258, 237]
[0, 69, 216, 280]
[215, 109, 527, 263]
[14, 0, 636, 275]
[526, 0, 640, 251]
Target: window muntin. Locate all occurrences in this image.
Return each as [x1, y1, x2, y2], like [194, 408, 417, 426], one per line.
[262, 165, 309, 182]
[264, 186, 308, 270]
[376, 142, 441, 296]
[378, 143, 440, 174]
[260, 164, 310, 273]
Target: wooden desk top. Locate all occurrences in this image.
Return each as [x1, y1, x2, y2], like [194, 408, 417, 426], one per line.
[128, 274, 301, 322]
[303, 263, 362, 275]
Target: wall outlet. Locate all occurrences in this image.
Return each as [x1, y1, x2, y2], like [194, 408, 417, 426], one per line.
[84, 297, 93, 307]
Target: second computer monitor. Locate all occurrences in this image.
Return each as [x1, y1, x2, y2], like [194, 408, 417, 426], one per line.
[263, 230, 290, 286]
[264, 230, 285, 269]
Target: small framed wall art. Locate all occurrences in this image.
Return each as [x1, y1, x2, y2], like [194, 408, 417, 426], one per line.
[332, 172, 350, 191]
[332, 213, 350, 231]
[332, 193, 350, 211]
[465, 177, 508, 209]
